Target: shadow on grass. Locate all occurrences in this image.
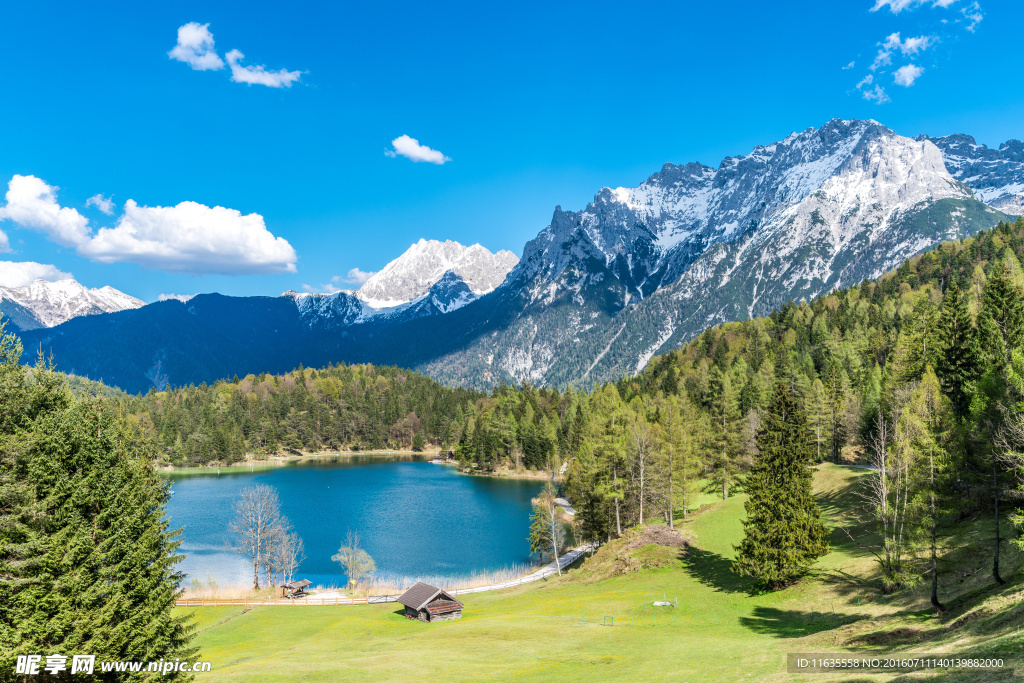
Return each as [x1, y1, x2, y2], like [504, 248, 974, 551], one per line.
[679, 546, 756, 594]
[739, 606, 866, 638]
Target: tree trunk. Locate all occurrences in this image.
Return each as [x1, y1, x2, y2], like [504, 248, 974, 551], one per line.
[930, 447, 944, 612]
[613, 464, 622, 537]
[550, 506, 561, 577]
[668, 448, 674, 529]
[993, 459, 1004, 585]
[722, 474, 727, 502]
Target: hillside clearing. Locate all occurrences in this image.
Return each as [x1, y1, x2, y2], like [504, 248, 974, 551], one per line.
[180, 465, 1022, 681]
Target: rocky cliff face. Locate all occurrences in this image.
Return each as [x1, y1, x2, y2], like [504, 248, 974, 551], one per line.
[922, 133, 1024, 215]
[415, 119, 1009, 387]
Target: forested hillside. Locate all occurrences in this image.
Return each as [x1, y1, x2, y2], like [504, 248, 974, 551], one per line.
[113, 217, 1024, 596]
[117, 364, 485, 466]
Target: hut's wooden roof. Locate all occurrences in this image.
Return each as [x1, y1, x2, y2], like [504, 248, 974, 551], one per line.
[397, 581, 463, 611]
[283, 579, 312, 590]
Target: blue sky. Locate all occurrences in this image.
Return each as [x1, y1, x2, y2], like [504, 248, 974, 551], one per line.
[0, 0, 1021, 301]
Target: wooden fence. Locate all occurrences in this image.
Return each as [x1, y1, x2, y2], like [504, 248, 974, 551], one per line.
[175, 596, 368, 607]
[174, 543, 596, 608]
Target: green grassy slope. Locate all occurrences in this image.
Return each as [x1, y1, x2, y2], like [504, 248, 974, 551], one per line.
[180, 465, 1022, 682]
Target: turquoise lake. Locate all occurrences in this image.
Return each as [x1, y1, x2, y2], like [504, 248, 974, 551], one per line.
[166, 456, 545, 587]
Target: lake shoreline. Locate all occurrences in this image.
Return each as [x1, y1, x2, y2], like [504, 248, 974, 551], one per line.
[159, 450, 433, 475]
[160, 451, 559, 481]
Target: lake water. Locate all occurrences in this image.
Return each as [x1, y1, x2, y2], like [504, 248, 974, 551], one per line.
[166, 456, 545, 588]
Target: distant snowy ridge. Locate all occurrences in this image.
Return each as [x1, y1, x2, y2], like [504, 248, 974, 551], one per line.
[356, 239, 518, 307]
[923, 133, 1024, 216]
[0, 278, 144, 329]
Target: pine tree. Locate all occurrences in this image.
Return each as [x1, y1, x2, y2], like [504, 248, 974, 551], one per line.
[974, 260, 1024, 585]
[705, 366, 744, 500]
[823, 360, 847, 464]
[734, 383, 829, 588]
[0, 320, 196, 679]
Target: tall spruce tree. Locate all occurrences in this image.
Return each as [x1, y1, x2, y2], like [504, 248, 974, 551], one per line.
[705, 366, 744, 500]
[937, 282, 983, 421]
[734, 383, 829, 588]
[975, 260, 1024, 585]
[0, 320, 196, 679]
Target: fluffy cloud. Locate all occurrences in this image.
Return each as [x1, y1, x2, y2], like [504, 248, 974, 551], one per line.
[0, 175, 298, 275]
[857, 75, 891, 103]
[871, 0, 960, 12]
[0, 175, 91, 247]
[85, 193, 115, 215]
[873, 32, 936, 70]
[225, 49, 301, 88]
[168, 22, 225, 71]
[962, 2, 983, 31]
[169, 23, 302, 88]
[157, 293, 197, 303]
[339, 268, 375, 286]
[385, 135, 451, 165]
[894, 63, 924, 86]
[0, 261, 73, 288]
[79, 200, 298, 274]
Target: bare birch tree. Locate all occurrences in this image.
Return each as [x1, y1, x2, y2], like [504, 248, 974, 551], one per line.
[228, 484, 285, 589]
[332, 530, 376, 590]
[529, 481, 567, 575]
[629, 421, 656, 525]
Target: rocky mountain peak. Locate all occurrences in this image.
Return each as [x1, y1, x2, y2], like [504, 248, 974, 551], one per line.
[0, 278, 144, 329]
[356, 238, 519, 307]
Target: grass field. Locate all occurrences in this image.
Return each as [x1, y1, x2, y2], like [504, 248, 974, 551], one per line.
[180, 465, 1024, 681]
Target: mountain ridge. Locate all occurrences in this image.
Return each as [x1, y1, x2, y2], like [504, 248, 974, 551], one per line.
[14, 119, 1019, 392]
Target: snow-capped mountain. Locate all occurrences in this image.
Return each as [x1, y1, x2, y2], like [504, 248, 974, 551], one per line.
[922, 133, 1024, 215]
[15, 119, 1021, 392]
[415, 119, 1011, 387]
[0, 278, 144, 330]
[280, 239, 516, 328]
[356, 239, 518, 307]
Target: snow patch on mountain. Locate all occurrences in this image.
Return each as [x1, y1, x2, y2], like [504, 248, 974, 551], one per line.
[0, 278, 144, 328]
[924, 133, 1024, 215]
[356, 239, 519, 308]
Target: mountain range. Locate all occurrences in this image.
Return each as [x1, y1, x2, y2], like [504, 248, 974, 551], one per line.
[0, 279, 143, 330]
[12, 119, 1022, 393]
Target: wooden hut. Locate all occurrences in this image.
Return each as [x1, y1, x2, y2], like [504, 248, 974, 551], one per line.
[279, 579, 312, 598]
[397, 582, 464, 622]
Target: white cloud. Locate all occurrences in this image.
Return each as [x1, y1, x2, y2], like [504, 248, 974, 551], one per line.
[863, 85, 891, 103]
[385, 135, 451, 165]
[0, 175, 298, 275]
[225, 49, 301, 88]
[843, 61, 856, 70]
[872, 32, 936, 70]
[157, 293, 197, 303]
[79, 199, 298, 274]
[871, 0, 961, 12]
[0, 175, 91, 247]
[339, 268, 375, 286]
[85, 193, 115, 215]
[894, 63, 924, 86]
[858, 75, 891, 103]
[168, 22, 225, 71]
[962, 2, 983, 31]
[0, 261, 73, 288]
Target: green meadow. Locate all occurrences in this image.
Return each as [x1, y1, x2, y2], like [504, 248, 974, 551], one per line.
[181, 465, 1024, 682]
